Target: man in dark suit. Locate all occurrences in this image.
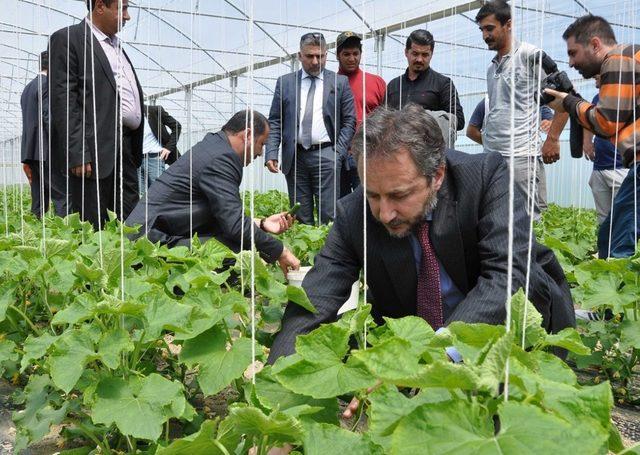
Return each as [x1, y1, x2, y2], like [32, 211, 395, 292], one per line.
[138, 104, 182, 194]
[126, 110, 300, 274]
[269, 104, 575, 361]
[265, 32, 356, 225]
[49, 0, 144, 230]
[20, 51, 68, 218]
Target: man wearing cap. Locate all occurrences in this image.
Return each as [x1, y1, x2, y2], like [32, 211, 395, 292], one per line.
[265, 32, 356, 225]
[336, 31, 386, 197]
[386, 29, 465, 141]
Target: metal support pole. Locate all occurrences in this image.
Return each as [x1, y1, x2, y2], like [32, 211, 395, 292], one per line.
[230, 75, 238, 114]
[374, 32, 386, 75]
[185, 88, 193, 152]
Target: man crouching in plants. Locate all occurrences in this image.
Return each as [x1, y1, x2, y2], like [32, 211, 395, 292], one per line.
[126, 110, 300, 275]
[269, 104, 576, 396]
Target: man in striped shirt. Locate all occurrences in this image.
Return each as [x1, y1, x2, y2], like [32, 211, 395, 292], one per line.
[546, 15, 639, 258]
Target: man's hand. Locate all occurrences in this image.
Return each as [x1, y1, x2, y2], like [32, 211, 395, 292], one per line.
[541, 136, 560, 164]
[543, 88, 568, 113]
[539, 119, 551, 134]
[159, 148, 171, 161]
[262, 212, 295, 235]
[70, 162, 92, 178]
[22, 163, 33, 184]
[277, 247, 300, 276]
[583, 139, 595, 161]
[266, 159, 279, 173]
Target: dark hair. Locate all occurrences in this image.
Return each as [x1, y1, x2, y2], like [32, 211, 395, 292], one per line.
[406, 29, 435, 51]
[352, 104, 445, 180]
[475, 0, 511, 25]
[39, 51, 48, 71]
[337, 40, 362, 54]
[86, 0, 115, 10]
[222, 110, 268, 137]
[562, 15, 617, 46]
[300, 32, 326, 49]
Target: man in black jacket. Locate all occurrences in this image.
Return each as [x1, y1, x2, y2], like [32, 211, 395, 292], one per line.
[269, 105, 575, 361]
[126, 110, 300, 274]
[20, 51, 67, 218]
[386, 29, 465, 137]
[49, 0, 144, 230]
[138, 104, 182, 194]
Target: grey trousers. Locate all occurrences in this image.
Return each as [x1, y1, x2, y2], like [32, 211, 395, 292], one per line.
[508, 155, 547, 220]
[589, 168, 629, 224]
[285, 144, 341, 225]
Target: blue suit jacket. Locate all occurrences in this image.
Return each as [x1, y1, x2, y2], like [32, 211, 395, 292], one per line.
[265, 69, 356, 176]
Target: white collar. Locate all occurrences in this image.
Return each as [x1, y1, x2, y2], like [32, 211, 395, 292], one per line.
[87, 17, 118, 45]
[301, 68, 324, 81]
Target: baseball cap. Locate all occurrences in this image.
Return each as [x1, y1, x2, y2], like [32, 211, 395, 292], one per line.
[336, 31, 362, 51]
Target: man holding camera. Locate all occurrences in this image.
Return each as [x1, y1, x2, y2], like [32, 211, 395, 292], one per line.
[545, 15, 639, 258]
[476, 1, 569, 219]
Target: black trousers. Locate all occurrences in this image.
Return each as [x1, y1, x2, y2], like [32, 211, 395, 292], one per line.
[27, 160, 69, 218]
[69, 132, 139, 231]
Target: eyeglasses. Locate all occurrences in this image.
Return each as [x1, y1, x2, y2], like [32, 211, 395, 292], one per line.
[300, 32, 326, 42]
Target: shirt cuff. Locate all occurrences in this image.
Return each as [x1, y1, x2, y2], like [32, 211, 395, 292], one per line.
[435, 327, 463, 363]
[562, 93, 583, 118]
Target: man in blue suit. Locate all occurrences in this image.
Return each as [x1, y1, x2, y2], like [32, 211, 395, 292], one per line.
[265, 32, 356, 225]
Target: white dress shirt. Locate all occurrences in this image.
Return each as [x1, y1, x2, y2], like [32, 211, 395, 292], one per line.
[88, 19, 142, 130]
[141, 116, 163, 155]
[298, 69, 331, 146]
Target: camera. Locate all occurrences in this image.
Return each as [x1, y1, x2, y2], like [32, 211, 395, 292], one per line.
[538, 71, 575, 105]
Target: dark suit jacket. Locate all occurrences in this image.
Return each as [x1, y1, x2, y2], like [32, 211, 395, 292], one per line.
[265, 68, 357, 175]
[126, 131, 284, 262]
[20, 74, 49, 163]
[49, 20, 144, 178]
[269, 150, 575, 360]
[145, 105, 182, 165]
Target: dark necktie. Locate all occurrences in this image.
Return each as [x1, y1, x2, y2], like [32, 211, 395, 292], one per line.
[416, 221, 444, 330]
[300, 76, 316, 150]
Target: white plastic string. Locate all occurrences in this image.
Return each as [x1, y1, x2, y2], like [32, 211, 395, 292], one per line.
[504, 0, 519, 403]
[88, 5, 104, 267]
[248, 0, 257, 383]
[36, 2, 46, 256]
[522, 0, 548, 348]
[117, 0, 125, 301]
[188, 0, 195, 249]
[361, 0, 368, 349]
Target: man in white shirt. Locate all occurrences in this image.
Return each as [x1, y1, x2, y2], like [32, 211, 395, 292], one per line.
[265, 32, 356, 224]
[139, 104, 182, 195]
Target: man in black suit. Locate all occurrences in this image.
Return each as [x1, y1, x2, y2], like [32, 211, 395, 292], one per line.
[269, 104, 575, 361]
[138, 104, 182, 194]
[49, 0, 144, 230]
[20, 51, 68, 218]
[126, 110, 300, 274]
[265, 32, 356, 225]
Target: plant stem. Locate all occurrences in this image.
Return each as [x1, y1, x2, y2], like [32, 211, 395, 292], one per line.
[75, 421, 111, 454]
[212, 439, 231, 455]
[8, 305, 41, 336]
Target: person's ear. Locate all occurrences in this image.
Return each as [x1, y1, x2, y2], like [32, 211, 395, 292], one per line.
[432, 163, 446, 192]
[590, 36, 601, 52]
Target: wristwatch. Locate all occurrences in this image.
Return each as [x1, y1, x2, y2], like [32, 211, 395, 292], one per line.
[259, 218, 266, 231]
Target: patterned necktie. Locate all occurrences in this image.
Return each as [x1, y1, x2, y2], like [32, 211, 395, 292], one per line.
[416, 221, 444, 330]
[300, 76, 316, 149]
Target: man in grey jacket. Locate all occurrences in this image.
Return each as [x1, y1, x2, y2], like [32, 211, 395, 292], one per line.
[126, 110, 300, 274]
[265, 32, 356, 225]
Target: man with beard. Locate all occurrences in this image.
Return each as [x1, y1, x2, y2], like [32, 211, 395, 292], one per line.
[268, 104, 575, 362]
[265, 32, 356, 225]
[475, 0, 568, 220]
[545, 15, 639, 258]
